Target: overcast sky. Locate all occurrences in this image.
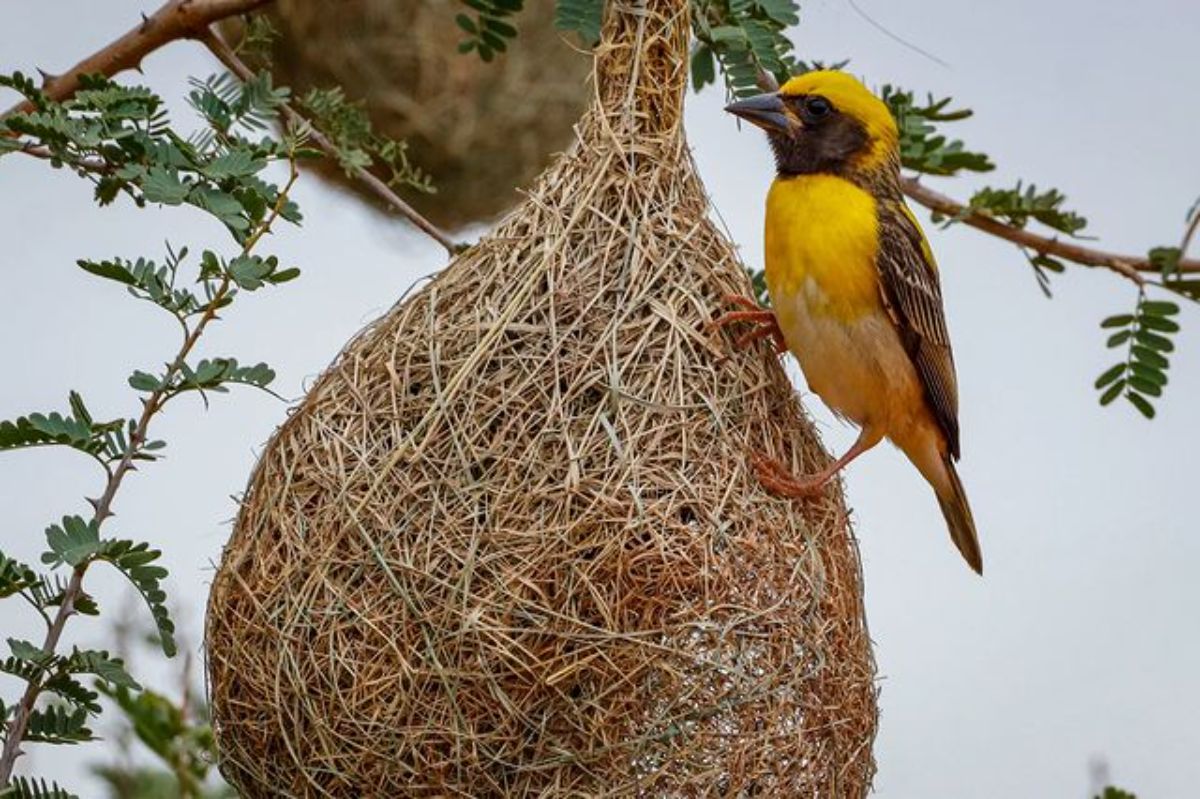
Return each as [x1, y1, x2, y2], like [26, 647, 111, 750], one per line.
[2, 1, 1198, 796]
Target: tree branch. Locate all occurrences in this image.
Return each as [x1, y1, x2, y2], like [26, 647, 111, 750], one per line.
[199, 29, 462, 255]
[18, 143, 108, 173]
[0, 160, 301, 785]
[901, 177, 1200, 280]
[2, 0, 273, 119]
[1, 0, 461, 256]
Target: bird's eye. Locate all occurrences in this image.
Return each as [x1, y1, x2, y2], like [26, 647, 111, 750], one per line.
[804, 97, 832, 118]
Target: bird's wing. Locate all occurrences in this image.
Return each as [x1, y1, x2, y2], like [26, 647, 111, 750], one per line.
[876, 201, 961, 459]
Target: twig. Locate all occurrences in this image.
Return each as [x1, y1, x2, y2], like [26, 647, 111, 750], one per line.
[1, 0, 461, 256]
[1178, 201, 1200, 261]
[2, 0, 273, 119]
[18, 143, 108, 173]
[0, 159, 301, 785]
[198, 29, 461, 255]
[902, 177, 1200, 279]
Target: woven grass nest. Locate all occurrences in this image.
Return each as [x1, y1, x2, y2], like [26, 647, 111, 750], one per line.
[221, 0, 588, 230]
[206, 1, 877, 795]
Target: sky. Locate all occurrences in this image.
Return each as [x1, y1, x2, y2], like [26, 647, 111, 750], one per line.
[2, 1, 1199, 796]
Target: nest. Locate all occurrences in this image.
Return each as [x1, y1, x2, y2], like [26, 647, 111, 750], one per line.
[221, 0, 588, 230]
[206, 1, 877, 795]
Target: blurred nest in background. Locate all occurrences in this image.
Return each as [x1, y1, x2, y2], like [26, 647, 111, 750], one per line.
[221, 0, 589, 230]
[207, 1, 877, 795]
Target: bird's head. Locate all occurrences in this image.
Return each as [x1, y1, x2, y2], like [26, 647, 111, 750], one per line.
[725, 70, 898, 180]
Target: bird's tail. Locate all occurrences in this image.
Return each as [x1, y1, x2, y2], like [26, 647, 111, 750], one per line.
[935, 457, 983, 574]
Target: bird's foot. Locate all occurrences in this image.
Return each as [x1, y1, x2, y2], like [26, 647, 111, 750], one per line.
[711, 294, 787, 354]
[750, 452, 834, 499]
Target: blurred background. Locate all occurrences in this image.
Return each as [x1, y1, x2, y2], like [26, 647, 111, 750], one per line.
[2, 0, 1198, 795]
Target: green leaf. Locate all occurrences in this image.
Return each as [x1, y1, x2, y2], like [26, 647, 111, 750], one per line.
[690, 44, 716, 90]
[1139, 315, 1180, 333]
[455, 13, 478, 34]
[0, 553, 40, 598]
[227, 253, 288, 290]
[1148, 246, 1182, 278]
[62, 647, 140, 690]
[0, 397, 123, 459]
[8, 638, 53, 668]
[93, 541, 176, 657]
[1128, 376, 1163, 397]
[1100, 314, 1133, 329]
[42, 673, 101, 714]
[1131, 345, 1169, 370]
[1095, 787, 1138, 799]
[1098, 380, 1124, 406]
[882, 85, 995, 177]
[128, 370, 164, 392]
[555, 0, 604, 45]
[1134, 329, 1174, 353]
[1129, 362, 1167, 386]
[1, 775, 80, 799]
[42, 516, 102, 567]
[1093, 363, 1125, 390]
[967, 182, 1087, 236]
[199, 149, 265, 180]
[1125, 392, 1156, 419]
[24, 704, 94, 744]
[1105, 330, 1131, 348]
[140, 167, 190, 205]
[754, 0, 801, 26]
[1140, 299, 1180, 316]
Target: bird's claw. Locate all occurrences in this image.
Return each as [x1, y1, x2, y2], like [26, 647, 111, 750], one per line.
[710, 294, 787, 354]
[750, 451, 830, 499]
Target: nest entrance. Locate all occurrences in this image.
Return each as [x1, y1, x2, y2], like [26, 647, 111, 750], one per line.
[206, 1, 877, 795]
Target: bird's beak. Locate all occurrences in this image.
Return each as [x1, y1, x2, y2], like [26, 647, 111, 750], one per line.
[724, 92, 790, 133]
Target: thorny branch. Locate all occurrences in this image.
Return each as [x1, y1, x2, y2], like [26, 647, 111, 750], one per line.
[1, 2, 1193, 277]
[1, 0, 461, 256]
[199, 29, 462, 255]
[901, 177, 1200, 281]
[2, 0, 273, 119]
[0, 160, 301, 785]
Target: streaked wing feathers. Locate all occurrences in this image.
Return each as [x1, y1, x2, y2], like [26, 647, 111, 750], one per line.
[877, 202, 961, 459]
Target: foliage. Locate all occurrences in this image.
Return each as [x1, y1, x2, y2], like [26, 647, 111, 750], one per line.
[298, 86, 433, 195]
[881, 86, 994, 176]
[457, 0, 526, 60]
[690, 0, 802, 97]
[1095, 294, 1181, 419]
[1096, 788, 1137, 799]
[0, 67, 304, 793]
[86, 614, 233, 799]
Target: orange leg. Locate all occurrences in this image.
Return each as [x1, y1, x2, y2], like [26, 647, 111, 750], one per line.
[711, 294, 787, 354]
[752, 428, 882, 499]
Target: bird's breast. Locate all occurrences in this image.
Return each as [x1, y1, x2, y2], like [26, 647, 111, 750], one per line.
[763, 174, 882, 322]
[763, 174, 920, 430]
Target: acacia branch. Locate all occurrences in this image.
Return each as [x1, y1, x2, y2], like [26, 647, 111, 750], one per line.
[2, 0, 461, 256]
[2, 0, 272, 119]
[199, 29, 461, 255]
[901, 177, 1200, 280]
[18, 143, 108, 173]
[0, 162, 300, 784]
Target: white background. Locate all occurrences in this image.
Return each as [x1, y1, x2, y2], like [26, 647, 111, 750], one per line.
[2, 1, 1198, 796]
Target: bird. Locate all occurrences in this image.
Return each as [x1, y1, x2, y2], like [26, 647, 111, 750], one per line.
[716, 70, 982, 574]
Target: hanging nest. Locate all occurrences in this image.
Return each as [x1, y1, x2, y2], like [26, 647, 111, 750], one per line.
[220, 0, 588, 230]
[206, 1, 877, 795]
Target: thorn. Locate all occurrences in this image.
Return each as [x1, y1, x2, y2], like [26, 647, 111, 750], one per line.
[139, 12, 152, 33]
[36, 68, 59, 88]
[755, 68, 780, 93]
[88, 498, 114, 523]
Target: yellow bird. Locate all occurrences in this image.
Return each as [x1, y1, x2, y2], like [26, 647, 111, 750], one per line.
[718, 70, 982, 574]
